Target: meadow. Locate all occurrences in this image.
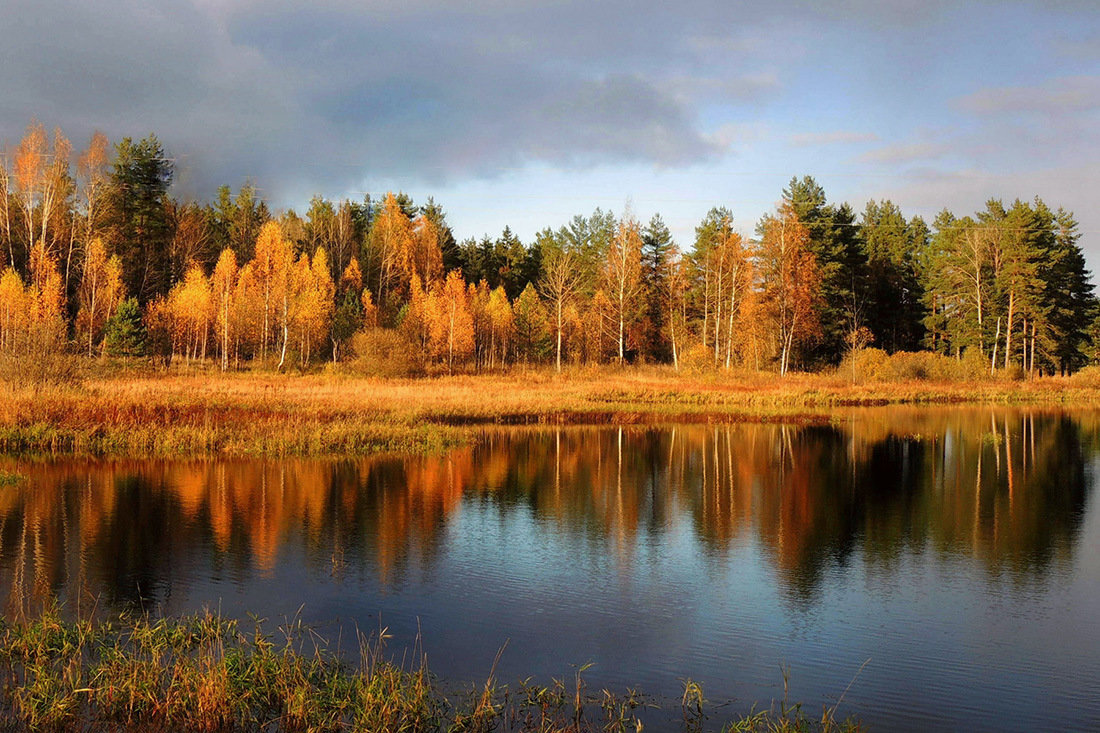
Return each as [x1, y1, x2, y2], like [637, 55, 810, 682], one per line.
[2, 356, 1100, 457]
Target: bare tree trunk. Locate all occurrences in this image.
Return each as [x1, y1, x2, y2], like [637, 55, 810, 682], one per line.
[990, 317, 1001, 374]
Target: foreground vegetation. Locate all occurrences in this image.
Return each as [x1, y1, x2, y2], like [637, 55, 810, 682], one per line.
[0, 608, 860, 732]
[3, 359, 1100, 457]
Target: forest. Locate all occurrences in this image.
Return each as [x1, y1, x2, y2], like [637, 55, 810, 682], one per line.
[1, 121, 1096, 379]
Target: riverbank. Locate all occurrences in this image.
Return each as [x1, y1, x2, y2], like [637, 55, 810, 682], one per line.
[0, 608, 859, 732]
[2, 363, 1100, 456]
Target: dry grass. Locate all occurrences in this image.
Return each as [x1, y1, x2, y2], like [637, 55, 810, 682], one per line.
[0, 361, 1097, 457]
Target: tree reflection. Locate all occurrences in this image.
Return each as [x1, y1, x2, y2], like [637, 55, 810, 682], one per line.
[0, 409, 1092, 615]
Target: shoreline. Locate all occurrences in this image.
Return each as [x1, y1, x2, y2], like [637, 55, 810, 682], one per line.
[2, 364, 1099, 457]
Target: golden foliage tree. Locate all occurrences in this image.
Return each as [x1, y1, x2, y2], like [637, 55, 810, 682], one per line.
[425, 270, 474, 373]
[251, 221, 294, 364]
[76, 237, 124, 355]
[211, 248, 238, 370]
[367, 192, 413, 308]
[758, 203, 822, 375]
[486, 285, 514, 370]
[167, 262, 213, 363]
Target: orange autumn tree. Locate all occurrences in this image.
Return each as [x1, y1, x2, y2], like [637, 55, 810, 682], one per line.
[166, 262, 213, 362]
[211, 248, 238, 370]
[288, 247, 334, 366]
[425, 270, 474, 373]
[757, 202, 822, 375]
[367, 192, 413, 308]
[0, 267, 27, 352]
[76, 237, 124, 355]
[485, 285, 514, 369]
[250, 221, 293, 364]
[409, 214, 444, 286]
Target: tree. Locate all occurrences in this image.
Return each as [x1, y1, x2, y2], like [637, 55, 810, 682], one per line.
[640, 213, 673, 362]
[512, 282, 550, 364]
[425, 270, 474, 372]
[76, 237, 124, 355]
[664, 246, 690, 370]
[860, 200, 926, 352]
[757, 202, 822, 374]
[0, 267, 27, 352]
[923, 211, 989, 358]
[211, 248, 238, 370]
[420, 198, 458, 272]
[485, 285, 514, 369]
[104, 297, 146, 356]
[602, 211, 644, 364]
[331, 258, 364, 362]
[1045, 207, 1097, 374]
[73, 131, 111, 291]
[105, 134, 174, 303]
[166, 262, 213, 362]
[782, 176, 865, 365]
[366, 192, 414, 309]
[251, 221, 293, 364]
[539, 243, 584, 371]
[409, 214, 444, 285]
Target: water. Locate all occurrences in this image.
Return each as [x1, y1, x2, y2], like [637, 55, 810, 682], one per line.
[1, 407, 1099, 731]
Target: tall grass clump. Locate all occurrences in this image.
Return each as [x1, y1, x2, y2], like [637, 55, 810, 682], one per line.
[0, 610, 864, 732]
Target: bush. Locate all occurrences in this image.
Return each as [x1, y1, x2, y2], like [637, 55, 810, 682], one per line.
[350, 327, 423, 377]
[1069, 365, 1100, 387]
[678, 343, 715, 375]
[838, 347, 1006, 383]
[0, 320, 78, 389]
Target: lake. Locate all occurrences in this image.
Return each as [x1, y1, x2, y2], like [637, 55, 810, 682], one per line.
[1, 408, 1098, 731]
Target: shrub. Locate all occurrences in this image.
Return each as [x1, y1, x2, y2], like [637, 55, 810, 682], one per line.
[0, 317, 77, 389]
[350, 327, 424, 377]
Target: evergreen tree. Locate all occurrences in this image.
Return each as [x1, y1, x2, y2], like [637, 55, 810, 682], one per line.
[1044, 206, 1097, 373]
[860, 200, 926, 352]
[782, 176, 866, 365]
[497, 226, 528, 299]
[641, 213, 673, 361]
[104, 297, 146, 356]
[105, 135, 174, 304]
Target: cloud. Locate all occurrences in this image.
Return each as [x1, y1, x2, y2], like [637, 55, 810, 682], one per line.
[859, 141, 951, 165]
[789, 130, 878, 147]
[956, 76, 1100, 116]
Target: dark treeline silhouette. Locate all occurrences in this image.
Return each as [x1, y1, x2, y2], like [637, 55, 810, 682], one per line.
[0, 122, 1095, 375]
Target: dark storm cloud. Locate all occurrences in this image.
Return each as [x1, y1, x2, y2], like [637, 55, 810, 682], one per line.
[0, 0, 781, 201]
[1, 0, 1096, 206]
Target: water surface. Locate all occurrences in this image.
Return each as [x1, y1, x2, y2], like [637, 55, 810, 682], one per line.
[1, 408, 1098, 731]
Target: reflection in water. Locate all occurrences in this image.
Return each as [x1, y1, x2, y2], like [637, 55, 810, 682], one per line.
[1, 409, 1098, 731]
[0, 409, 1090, 615]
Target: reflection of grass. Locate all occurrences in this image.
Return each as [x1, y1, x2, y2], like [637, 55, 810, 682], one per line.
[2, 365, 1097, 457]
[0, 608, 859, 732]
[0, 469, 24, 485]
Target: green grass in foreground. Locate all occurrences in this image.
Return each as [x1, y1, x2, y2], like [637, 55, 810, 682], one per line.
[0, 609, 862, 732]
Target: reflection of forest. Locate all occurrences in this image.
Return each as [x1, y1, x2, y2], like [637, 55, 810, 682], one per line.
[0, 409, 1092, 614]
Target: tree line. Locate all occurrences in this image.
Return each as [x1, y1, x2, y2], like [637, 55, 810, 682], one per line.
[0, 121, 1095, 376]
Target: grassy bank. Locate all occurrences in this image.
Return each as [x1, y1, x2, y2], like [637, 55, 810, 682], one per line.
[2, 361, 1100, 457]
[0, 609, 859, 732]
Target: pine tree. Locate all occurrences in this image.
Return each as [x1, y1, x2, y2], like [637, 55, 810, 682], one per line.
[640, 214, 673, 362]
[105, 134, 174, 303]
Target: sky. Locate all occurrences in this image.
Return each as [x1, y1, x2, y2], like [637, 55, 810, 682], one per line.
[2, 0, 1099, 261]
